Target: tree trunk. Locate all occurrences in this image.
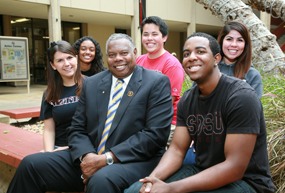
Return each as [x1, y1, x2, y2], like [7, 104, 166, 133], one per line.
[196, 0, 285, 72]
[247, 0, 285, 21]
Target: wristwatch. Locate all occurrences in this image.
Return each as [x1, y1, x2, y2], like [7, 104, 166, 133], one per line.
[105, 152, 114, 165]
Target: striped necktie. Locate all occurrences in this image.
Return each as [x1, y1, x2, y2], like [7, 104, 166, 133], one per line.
[98, 79, 124, 154]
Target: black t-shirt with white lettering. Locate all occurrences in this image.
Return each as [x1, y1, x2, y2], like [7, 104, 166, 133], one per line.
[177, 74, 275, 193]
[40, 85, 79, 146]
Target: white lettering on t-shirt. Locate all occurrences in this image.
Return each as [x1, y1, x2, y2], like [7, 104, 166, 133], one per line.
[50, 96, 79, 106]
[186, 111, 224, 136]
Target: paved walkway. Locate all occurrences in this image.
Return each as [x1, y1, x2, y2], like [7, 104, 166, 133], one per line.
[0, 84, 46, 110]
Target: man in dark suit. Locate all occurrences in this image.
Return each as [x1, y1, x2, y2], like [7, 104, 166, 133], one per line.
[6, 33, 173, 193]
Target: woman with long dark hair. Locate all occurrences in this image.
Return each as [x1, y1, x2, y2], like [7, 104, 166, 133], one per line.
[41, 40, 84, 152]
[217, 21, 263, 98]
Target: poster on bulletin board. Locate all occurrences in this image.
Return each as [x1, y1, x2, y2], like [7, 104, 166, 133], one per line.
[0, 36, 29, 80]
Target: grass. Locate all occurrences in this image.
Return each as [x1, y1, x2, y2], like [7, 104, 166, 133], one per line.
[261, 72, 285, 133]
[261, 71, 285, 193]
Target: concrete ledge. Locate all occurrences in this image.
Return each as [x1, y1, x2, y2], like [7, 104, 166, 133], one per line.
[0, 162, 15, 193]
[0, 114, 10, 124]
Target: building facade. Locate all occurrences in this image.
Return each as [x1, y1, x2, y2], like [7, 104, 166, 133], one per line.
[0, 0, 274, 85]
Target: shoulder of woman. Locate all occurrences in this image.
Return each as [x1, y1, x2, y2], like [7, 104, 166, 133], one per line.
[247, 66, 261, 76]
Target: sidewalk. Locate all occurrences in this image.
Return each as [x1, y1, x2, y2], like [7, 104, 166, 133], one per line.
[0, 84, 46, 110]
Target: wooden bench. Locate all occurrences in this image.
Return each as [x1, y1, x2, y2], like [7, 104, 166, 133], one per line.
[0, 122, 43, 167]
[0, 123, 83, 193]
[0, 106, 40, 120]
[0, 122, 42, 193]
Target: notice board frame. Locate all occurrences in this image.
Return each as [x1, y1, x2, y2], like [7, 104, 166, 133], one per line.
[0, 36, 30, 93]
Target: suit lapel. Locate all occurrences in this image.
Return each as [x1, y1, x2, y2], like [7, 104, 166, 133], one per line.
[98, 72, 112, 134]
[108, 66, 142, 137]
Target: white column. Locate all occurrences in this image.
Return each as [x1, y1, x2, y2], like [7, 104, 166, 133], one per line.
[131, 0, 142, 55]
[48, 0, 62, 42]
[187, 1, 196, 37]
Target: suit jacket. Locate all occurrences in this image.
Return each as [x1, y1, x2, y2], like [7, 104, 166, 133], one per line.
[68, 66, 173, 163]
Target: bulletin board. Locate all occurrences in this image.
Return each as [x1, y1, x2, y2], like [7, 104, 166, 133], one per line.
[0, 36, 30, 93]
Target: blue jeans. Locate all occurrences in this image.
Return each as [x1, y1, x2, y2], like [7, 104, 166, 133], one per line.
[124, 164, 256, 193]
[183, 146, 196, 165]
